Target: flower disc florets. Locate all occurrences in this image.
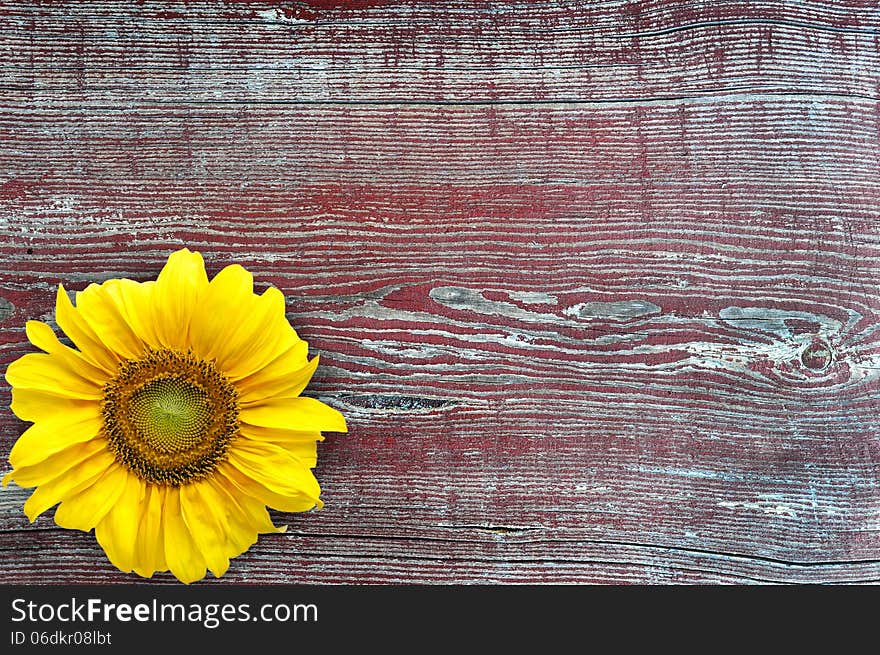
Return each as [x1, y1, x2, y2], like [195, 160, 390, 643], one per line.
[102, 349, 239, 485]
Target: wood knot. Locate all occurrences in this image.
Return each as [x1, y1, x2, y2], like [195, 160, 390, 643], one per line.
[800, 338, 833, 371]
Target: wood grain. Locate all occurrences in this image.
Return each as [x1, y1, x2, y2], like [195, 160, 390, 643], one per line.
[1, 0, 879, 584]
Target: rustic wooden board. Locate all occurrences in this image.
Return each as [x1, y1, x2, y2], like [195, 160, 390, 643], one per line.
[0, 0, 878, 584]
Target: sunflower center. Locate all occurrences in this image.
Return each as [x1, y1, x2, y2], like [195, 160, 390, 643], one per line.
[129, 378, 213, 453]
[102, 349, 239, 485]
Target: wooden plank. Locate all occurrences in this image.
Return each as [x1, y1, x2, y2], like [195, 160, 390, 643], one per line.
[2, 1, 879, 103]
[1, 1, 879, 584]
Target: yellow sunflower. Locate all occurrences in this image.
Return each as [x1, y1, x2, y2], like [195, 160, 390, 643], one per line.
[3, 248, 346, 583]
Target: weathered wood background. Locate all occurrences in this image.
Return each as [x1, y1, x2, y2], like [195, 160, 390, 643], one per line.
[1, 0, 879, 584]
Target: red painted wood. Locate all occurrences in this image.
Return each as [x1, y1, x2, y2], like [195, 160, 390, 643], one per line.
[0, 0, 878, 584]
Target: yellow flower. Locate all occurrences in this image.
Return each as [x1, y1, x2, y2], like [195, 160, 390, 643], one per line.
[3, 248, 346, 583]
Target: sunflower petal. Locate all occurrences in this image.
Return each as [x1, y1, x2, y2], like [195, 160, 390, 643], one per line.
[198, 478, 262, 556]
[233, 490, 288, 534]
[75, 283, 147, 360]
[237, 355, 318, 406]
[9, 407, 103, 468]
[220, 461, 320, 513]
[133, 484, 167, 578]
[206, 475, 285, 540]
[180, 483, 230, 578]
[239, 425, 320, 468]
[54, 284, 119, 373]
[9, 387, 96, 424]
[162, 486, 208, 584]
[95, 473, 144, 574]
[54, 463, 130, 531]
[5, 353, 104, 400]
[224, 440, 321, 513]
[153, 249, 208, 350]
[239, 423, 323, 443]
[283, 440, 318, 469]
[240, 396, 347, 433]
[19, 445, 115, 522]
[236, 339, 310, 392]
[218, 287, 301, 380]
[9, 438, 109, 489]
[102, 279, 162, 349]
[189, 264, 255, 361]
[231, 439, 320, 496]
[25, 320, 110, 383]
